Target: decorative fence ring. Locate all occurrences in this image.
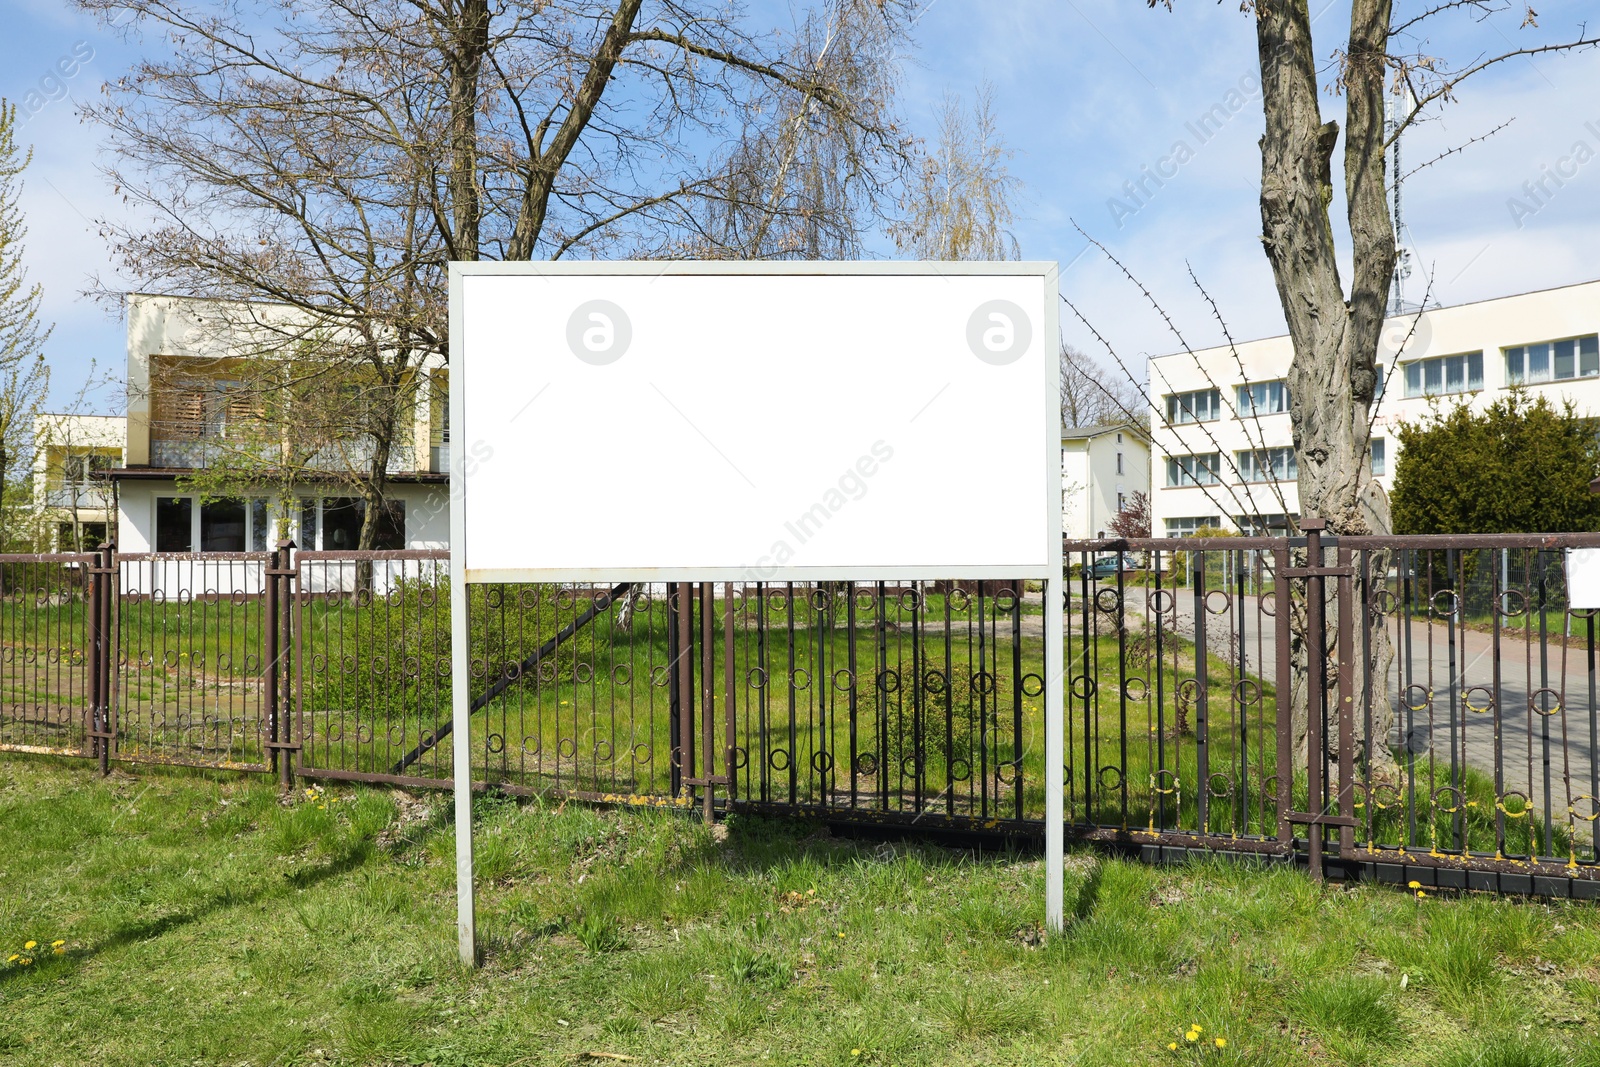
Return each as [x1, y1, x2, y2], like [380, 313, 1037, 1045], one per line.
[768, 592, 789, 612]
[384, 587, 402, 606]
[338, 653, 356, 675]
[1430, 589, 1460, 617]
[855, 590, 876, 612]
[1097, 765, 1125, 790]
[631, 742, 651, 764]
[383, 726, 401, 747]
[899, 588, 921, 611]
[471, 658, 489, 678]
[45, 648, 59, 664]
[177, 588, 194, 605]
[876, 669, 901, 694]
[652, 665, 671, 687]
[523, 737, 542, 757]
[1204, 589, 1233, 615]
[996, 760, 1019, 786]
[2, 648, 13, 664]
[574, 662, 594, 684]
[593, 740, 614, 763]
[833, 669, 856, 692]
[1431, 785, 1464, 814]
[746, 667, 768, 690]
[1497, 589, 1528, 618]
[358, 725, 375, 745]
[372, 656, 389, 676]
[152, 589, 168, 605]
[790, 668, 812, 691]
[949, 589, 970, 612]
[1095, 588, 1121, 614]
[769, 748, 791, 771]
[139, 652, 154, 668]
[1497, 790, 1531, 818]
[1571, 607, 1600, 620]
[1149, 589, 1176, 615]
[1123, 677, 1149, 701]
[950, 758, 972, 782]
[855, 752, 879, 776]
[1530, 687, 1563, 717]
[970, 671, 997, 696]
[418, 587, 437, 608]
[216, 653, 232, 673]
[163, 650, 180, 669]
[1021, 673, 1045, 698]
[1464, 686, 1495, 713]
[538, 662, 557, 683]
[1262, 774, 1279, 803]
[485, 588, 504, 609]
[901, 756, 922, 778]
[556, 588, 576, 608]
[611, 664, 632, 686]
[1176, 679, 1199, 704]
[1370, 782, 1402, 810]
[230, 590, 248, 607]
[191, 654, 206, 671]
[923, 669, 949, 695]
[1402, 684, 1431, 713]
[557, 738, 577, 759]
[1370, 588, 1398, 616]
[355, 589, 373, 608]
[811, 589, 830, 611]
[487, 733, 506, 754]
[1567, 794, 1600, 823]
[1233, 679, 1261, 706]
[323, 724, 343, 744]
[811, 751, 834, 775]
[1071, 674, 1098, 700]
[515, 587, 539, 609]
[1152, 769, 1181, 796]
[996, 590, 1018, 612]
[732, 746, 749, 770]
[404, 656, 421, 677]
[1207, 773, 1234, 798]
[1259, 593, 1278, 618]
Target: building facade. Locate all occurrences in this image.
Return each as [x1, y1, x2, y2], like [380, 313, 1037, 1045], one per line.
[1062, 423, 1150, 540]
[106, 294, 449, 570]
[31, 413, 126, 551]
[1148, 278, 1600, 537]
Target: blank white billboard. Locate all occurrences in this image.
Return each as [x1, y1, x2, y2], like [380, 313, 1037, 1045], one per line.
[449, 263, 1060, 581]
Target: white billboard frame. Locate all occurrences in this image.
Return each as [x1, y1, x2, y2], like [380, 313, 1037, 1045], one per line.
[447, 261, 1066, 965]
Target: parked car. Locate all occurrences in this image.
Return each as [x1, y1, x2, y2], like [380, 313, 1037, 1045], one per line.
[1088, 554, 1134, 579]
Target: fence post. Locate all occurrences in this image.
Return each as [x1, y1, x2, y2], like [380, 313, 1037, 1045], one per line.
[264, 539, 297, 789]
[87, 542, 114, 774]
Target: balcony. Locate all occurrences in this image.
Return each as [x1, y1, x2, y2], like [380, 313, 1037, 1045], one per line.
[151, 428, 422, 475]
[41, 484, 115, 510]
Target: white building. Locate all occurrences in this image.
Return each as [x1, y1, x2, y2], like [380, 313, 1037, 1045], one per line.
[100, 294, 450, 593]
[31, 413, 126, 551]
[1062, 422, 1150, 540]
[1148, 278, 1600, 536]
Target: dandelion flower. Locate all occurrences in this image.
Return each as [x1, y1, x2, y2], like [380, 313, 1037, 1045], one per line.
[1215, 1037, 1226, 1048]
[1407, 880, 1421, 889]
[51, 940, 64, 948]
[1416, 890, 1428, 899]
[6, 954, 16, 963]
[23, 941, 35, 951]
[1167, 1042, 1178, 1051]
[851, 1050, 861, 1058]
[1185, 1031, 1198, 1042]
[1190, 1025, 1202, 1034]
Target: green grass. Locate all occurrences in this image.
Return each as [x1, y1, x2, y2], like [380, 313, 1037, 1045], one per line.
[6, 755, 1600, 1065]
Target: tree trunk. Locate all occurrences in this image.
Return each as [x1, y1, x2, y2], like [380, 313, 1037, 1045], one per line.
[1257, 0, 1399, 785]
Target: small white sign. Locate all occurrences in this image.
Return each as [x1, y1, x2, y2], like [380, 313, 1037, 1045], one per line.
[1569, 548, 1600, 609]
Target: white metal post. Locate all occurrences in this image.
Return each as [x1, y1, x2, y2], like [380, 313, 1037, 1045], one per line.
[448, 267, 477, 967]
[1044, 571, 1065, 932]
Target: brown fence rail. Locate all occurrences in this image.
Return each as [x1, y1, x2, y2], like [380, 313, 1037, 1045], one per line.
[6, 533, 1600, 898]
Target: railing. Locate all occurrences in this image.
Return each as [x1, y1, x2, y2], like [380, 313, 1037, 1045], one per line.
[4, 533, 1600, 896]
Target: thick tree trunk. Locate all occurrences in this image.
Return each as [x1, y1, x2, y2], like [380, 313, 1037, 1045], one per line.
[1257, 0, 1400, 785]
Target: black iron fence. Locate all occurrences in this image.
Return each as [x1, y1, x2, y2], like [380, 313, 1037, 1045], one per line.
[5, 532, 1600, 896]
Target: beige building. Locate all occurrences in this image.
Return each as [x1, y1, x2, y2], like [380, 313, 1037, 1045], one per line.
[1062, 422, 1150, 540]
[32, 413, 126, 551]
[1148, 278, 1600, 536]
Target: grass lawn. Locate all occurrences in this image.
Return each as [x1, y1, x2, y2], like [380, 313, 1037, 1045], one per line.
[5, 756, 1600, 1067]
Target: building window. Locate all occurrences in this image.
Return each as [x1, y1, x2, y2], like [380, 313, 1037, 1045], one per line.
[1165, 516, 1221, 536]
[320, 498, 406, 551]
[1236, 513, 1295, 535]
[1166, 453, 1221, 487]
[1505, 335, 1600, 385]
[1116, 432, 1123, 443]
[155, 497, 193, 552]
[250, 499, 269, 551]
[1165, 388, 1221, 424]
[1236, 380, 1290, 415]
[1236, 447, 1297, 483]
[1117, 492, 1126, 511]
[1116, 451, 1124, 474]
[1401, 352, 1483, 397]
[201, 499, 247, 552]
[57, 522, 108, 552]
[1370, 438, 1387, 477]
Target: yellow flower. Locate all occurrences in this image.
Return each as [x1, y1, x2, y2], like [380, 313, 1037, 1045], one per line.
[51, 940, 64, 948]
[1416, 890, 1428, 899]
[1214, 1037, 1226, 1048]
[53, 947, 65, 955]
[1407, 880, 1421, 889]
[23, 941, 36, 951]
[837, 931, 846, 938]
[851, 1050, 861, 1058]
[1190, 1025, 1202, 1034]
[1167, 1042, 1178, 1051]
[6, 954, 16, 963]
[1185, 1032, 1198, 1042]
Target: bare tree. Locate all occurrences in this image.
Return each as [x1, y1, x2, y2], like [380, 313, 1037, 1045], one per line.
[1147, 0, 1599, 778]
[80, 0, 917, 545]
[891, 83, 1021, 260]
[1061, 343, 1146, 430]
[0, 101, 51, 551]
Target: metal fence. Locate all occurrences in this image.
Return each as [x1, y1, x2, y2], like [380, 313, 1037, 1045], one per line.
[5, 532, 1600, 897]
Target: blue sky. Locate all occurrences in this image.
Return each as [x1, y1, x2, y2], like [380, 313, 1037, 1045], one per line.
[5, 0, 1599, 414]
